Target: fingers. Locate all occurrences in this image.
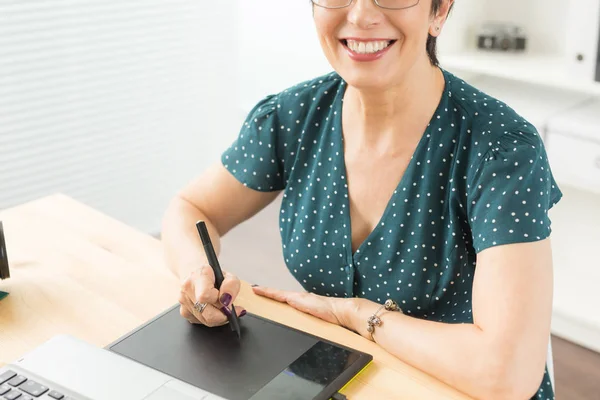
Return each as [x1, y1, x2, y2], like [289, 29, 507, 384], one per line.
[200, 305, 230, 327]
[252, 286, 289, 303]
[218, 272, 241, 307]
[252, 286, 310, 316]
[189, 266, 220, 306]
[179, 265, 248, 327]
[252, 286, 312, 314]
[179, 288, 228, 326]
[202, 304, 247, 325]
[179, 304, 199, 323]
[251, 288, 339, 324]
[179, 288, 201, 323]
[236, 307, 247, 318]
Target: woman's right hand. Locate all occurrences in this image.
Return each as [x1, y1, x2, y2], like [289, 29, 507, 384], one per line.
[178, 264, 246, 326]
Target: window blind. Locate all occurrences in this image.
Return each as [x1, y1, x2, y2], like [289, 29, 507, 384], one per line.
[0, 0, 238, 234]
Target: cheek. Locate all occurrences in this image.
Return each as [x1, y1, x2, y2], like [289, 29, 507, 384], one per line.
[393, 11, 431, 44]
[315, 17, 337, 58]
[313, 14, 341, 51]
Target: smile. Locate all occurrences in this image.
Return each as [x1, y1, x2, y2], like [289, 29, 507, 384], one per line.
[340, 38, 397, 61]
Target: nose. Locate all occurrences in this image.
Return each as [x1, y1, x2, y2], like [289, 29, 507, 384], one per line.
[347, 0, 384, 29]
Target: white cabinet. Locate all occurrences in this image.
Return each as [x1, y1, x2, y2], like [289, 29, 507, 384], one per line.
[466, 76, 592, 137]
[564, 0, 600, 82]
[548, 184, 600, 353]
[546, 134, 600, 195]
[546, 99, 600, 195]
[439, 0, 600, 94]
[546, 100, 600, 352]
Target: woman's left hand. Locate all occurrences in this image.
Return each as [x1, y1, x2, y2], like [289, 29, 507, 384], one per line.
[252, 286, 355, 329]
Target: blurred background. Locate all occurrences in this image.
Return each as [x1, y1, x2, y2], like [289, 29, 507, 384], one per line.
[1, 0, 599, 397]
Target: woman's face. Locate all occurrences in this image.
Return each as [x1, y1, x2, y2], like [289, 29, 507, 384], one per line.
[313, 0, 443, 90]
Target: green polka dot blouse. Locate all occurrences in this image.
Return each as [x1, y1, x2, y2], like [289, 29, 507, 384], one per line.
[222, 69, 561, 399]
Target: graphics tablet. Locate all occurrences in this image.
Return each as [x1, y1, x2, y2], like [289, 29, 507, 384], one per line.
[108, 304, 372, 400]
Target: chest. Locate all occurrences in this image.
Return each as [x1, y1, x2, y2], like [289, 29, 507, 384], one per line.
[277, 91, 475, 304]
[343, 150, 412, 253]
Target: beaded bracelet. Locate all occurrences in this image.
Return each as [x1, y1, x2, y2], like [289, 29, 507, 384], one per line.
[366, 299, 402, 341]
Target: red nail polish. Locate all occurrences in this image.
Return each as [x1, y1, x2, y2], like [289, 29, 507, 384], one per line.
[240, 310, 247, 317]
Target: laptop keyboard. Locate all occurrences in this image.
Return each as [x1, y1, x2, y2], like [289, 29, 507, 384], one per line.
[0, 370, 79, 400]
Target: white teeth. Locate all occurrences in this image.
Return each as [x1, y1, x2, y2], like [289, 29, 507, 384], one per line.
[346, 40, 391, 54]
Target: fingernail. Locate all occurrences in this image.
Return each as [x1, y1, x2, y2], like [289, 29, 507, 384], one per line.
[251, 284, 259, 288]
[240, 310, 247, 317]
[220, 306, 232, 317]
[220, 293, 232, 307]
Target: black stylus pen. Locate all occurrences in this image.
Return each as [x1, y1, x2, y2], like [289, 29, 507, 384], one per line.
[196, 220, 242, 339]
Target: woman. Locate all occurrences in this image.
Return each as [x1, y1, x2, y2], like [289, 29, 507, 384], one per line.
[162, 1, 560, 399]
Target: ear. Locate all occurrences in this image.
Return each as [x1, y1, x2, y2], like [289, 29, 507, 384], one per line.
[429, 0, 454, 37]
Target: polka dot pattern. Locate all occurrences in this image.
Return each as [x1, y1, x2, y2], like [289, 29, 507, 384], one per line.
[222, 69, 560, 399]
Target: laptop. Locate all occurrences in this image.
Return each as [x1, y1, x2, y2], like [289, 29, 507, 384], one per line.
[0, 305, 372, 400]
[0, 334, 222, 400]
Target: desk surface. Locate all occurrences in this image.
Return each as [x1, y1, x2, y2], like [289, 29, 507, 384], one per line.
[0, 194, 472, 400]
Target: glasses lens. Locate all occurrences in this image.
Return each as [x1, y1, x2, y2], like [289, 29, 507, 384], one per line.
[376, 0, 419, 9]
[312, 0, 353, 8]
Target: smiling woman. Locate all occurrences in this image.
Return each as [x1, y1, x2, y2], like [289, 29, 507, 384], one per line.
[162, 1, 560, 399]
[313, 0, 452, 65]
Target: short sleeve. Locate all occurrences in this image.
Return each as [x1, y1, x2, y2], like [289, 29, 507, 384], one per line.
[467, 130, 563, 253]
[221, 94, 285, 192]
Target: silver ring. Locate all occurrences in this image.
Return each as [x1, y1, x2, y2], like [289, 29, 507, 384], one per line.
[194, 302, 208, 314]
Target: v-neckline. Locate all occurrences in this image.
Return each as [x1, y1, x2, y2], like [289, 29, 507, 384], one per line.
[334, 70, 448, 263]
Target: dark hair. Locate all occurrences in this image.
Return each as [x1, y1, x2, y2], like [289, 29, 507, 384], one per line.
[428, 0, 453, 66]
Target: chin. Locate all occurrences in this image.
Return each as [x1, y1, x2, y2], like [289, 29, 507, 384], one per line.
[337, 68, 395, 91]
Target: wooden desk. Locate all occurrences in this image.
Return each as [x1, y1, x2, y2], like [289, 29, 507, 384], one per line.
[0, 194, 472, 400]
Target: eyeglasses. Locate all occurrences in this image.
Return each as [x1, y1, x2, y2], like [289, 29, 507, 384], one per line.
[311, 0, 420, 10]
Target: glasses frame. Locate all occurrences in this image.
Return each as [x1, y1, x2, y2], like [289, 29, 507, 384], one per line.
[311, 0, 420, 11]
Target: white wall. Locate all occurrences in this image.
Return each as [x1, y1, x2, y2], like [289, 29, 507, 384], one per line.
[437, 0, 487, 54]
[236, 1, 332, 113]
[0, 0, 238, 234]
[2, 1, 332, 234]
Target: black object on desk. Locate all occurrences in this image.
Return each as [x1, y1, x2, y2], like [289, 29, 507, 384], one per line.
[108, 305, 372, 400]
[0, 221, 10, 301]
[0, 221, 9, 280]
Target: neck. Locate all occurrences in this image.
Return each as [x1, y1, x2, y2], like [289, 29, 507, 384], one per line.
[343, 62, 444, 149]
